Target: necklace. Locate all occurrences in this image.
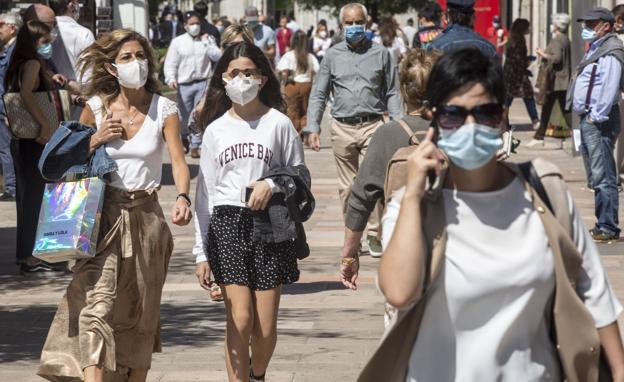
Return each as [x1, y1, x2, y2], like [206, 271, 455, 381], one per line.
[128, 107, 140, 126]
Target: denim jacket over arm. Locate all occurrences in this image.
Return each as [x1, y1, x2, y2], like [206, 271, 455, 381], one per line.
[38, 121, 117, 182]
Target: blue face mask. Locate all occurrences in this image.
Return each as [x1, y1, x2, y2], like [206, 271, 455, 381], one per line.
[582, 27, 598, 41]
[37, 43, 53, 60]
[344, 24, 366, 45]
[437, 123, 502, 170]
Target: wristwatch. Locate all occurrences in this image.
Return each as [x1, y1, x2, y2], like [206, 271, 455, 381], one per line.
[176, 193, 191, 207]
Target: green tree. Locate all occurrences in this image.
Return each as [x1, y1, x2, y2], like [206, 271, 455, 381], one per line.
[295, 0, 432, 20]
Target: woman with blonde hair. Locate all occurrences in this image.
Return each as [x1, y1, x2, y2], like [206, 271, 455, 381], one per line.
[37, 29, 192, 382]
[220, 23, 254, 49]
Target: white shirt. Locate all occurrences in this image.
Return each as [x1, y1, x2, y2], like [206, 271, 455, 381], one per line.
[312, 36, 331, 57]
[381, 179, 622, 381]
[193, 108, 305, 263]
[86, 95, 179, 191]
[402, 25, 417, 48]
[276, 51, 319, 83]
[164, 33, 222, 85]
[51, 16, 95, 82]
[286, 20, 300, 33]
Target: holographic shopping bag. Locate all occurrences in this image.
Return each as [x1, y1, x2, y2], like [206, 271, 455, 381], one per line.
[33, 177, 105, 263]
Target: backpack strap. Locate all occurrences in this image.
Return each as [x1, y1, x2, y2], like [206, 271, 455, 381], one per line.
[397, 119, 421, 146]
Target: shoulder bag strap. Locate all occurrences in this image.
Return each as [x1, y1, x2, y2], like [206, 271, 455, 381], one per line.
[518, 162, 554, 213]
[397, 118, 421, 146]
[583, 63, 599, 114]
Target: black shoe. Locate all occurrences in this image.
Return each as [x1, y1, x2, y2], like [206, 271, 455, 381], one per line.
[181, 137, 190, 154]
[0, 192, 15, 201]
[20, 261, 64, 275]
[590, 228, 620, 243]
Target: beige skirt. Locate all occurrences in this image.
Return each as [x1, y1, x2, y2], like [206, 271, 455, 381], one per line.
[37, 187, 173, 381]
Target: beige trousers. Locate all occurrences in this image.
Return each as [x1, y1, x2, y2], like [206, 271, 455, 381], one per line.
[330, 118, 384, 236]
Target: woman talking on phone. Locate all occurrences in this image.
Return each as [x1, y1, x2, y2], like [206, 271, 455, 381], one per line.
[359, 48, 624, 381]
[193, 42, 308, 382]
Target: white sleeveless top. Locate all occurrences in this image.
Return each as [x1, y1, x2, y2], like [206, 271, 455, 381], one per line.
[87, 94, 179, 191]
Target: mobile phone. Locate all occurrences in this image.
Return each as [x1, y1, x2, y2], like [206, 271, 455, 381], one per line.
[240, 187, 253, 203]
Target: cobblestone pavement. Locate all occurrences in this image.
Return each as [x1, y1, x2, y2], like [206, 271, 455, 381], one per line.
[1, 102, 623, 382]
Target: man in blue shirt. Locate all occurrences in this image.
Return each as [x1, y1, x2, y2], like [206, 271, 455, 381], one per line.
[0, 12, 20, 201]
[568, 8, 624, 242]
[428, 0, 496, 59]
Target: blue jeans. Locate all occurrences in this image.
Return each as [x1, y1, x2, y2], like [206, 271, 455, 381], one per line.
[0, 118, 15, 196]
[579, 105, 621, 236]
[177, 80, 207, 150]
[506, 96, 539, 122]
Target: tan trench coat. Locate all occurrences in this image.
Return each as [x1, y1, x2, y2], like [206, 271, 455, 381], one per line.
[358, 161, 609, 382]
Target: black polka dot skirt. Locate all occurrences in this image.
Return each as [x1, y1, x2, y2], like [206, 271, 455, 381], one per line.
[206, 205, 300, 291]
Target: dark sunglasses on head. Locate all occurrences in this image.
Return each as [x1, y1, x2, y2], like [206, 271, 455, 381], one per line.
[434, 103, 504, 130]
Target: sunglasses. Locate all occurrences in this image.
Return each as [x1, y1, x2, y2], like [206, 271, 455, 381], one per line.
[434, 103, 504, 130]
[223, 68, 262, 79]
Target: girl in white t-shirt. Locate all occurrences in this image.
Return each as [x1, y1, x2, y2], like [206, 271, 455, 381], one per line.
[193, 42, 306, 382]
[276, 30, 319, 132]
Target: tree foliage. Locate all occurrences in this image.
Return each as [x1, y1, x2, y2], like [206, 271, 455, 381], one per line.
[295, 0, 433, 19]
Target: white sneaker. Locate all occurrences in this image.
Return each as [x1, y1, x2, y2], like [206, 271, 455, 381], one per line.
[525, 139, 545, 148]
[532, 121, 540, 130]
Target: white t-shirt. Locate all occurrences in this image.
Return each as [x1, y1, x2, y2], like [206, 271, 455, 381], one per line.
[276, 51, 320, 83]
[313, 36, 332, 57]
[193, 108, 305, 263]
[86, 95, 179, 191]
[381, 179, 622, 381]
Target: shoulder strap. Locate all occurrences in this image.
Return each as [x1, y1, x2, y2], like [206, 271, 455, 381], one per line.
[519, 159, 573, 238]
[396, 118, 421, 146]
[583, 63, 598, 114]
[519, 162, 553, 213]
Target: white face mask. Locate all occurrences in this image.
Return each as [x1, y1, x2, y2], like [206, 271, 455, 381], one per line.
[113, 59, 149, 89]
[224, 75, 262, 106]
[187, 24, 201, 37]
[319, 30, 327, 38]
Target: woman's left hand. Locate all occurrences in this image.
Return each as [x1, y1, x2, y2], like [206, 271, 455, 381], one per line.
[172, 198, 192, 226]
[247, 180, 272, 211]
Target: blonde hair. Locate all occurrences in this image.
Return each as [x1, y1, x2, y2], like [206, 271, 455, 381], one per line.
[399, 49, 442, 113]
[220, 24, 254, 49]
[77, 29, 161, 113]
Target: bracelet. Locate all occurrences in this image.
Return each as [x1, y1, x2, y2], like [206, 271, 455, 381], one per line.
[176, 193, 191, 207]
[340, 256, 358, 266]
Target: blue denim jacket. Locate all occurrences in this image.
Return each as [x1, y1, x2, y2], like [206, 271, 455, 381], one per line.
[428, 24, 497, 59]
[38, 121, 117, 182]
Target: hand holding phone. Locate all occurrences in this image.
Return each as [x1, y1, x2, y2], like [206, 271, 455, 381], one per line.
[405, 128, 445, 199]
[246, 181, 273, 211]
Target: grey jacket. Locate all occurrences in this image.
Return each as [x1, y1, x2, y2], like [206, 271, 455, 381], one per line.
[545, 33, 571, 92]
[566, 33, 624, 110]
[345, 115, 431, 231]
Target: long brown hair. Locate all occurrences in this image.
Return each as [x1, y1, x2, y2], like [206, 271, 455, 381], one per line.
[291, 30, 309, 74]
[379, 16, 397, 48]
[77, 29, 161, 114]
[5, 20, 53, 92]
[508, 18, 530, 50]
[198, 42, 284, 129]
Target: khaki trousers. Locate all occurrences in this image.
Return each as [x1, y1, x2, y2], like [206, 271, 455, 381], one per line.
[330, 118, 384, 236]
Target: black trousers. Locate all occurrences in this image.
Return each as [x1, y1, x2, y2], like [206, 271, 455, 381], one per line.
[10, 139, 45, 264]
[534, 90, 571, 140]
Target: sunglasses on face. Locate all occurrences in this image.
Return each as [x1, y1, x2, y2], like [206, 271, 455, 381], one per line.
[434, 103, 504, 130]
[223, 68, 262, 79]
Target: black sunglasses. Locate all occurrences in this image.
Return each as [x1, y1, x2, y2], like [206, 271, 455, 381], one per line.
[434, 103, 504, 130]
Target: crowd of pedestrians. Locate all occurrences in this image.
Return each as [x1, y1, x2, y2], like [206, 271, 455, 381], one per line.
[2, 0, 624, 381]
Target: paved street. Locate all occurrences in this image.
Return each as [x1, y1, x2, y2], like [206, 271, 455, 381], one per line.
[1, 102, 623, 382]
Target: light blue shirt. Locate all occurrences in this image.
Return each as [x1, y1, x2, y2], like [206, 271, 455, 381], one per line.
[253, 24, 275, 52]
[573, 37, 622, 123]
